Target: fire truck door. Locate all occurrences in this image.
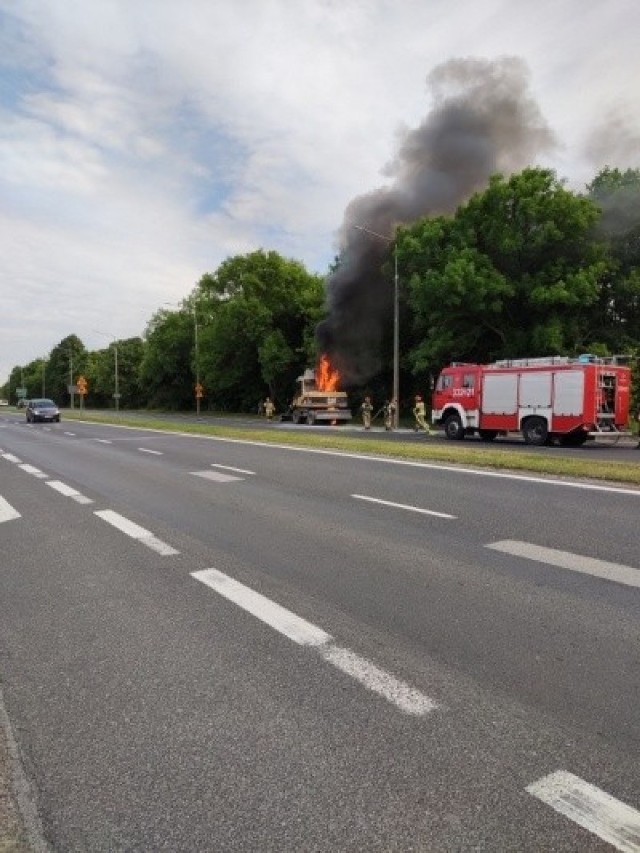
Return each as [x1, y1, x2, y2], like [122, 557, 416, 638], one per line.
[552, 370, 584, 416]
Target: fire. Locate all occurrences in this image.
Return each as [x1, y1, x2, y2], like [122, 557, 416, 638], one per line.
[316, 354, 341, 392]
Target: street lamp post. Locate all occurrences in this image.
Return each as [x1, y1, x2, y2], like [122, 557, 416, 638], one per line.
[351, 224, 400, 429]
[194, 311, 201, 417]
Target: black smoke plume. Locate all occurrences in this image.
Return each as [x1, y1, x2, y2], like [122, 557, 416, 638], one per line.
[317, 57, 556, 384]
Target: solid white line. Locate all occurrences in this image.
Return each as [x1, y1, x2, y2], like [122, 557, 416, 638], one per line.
[138, 447, 163, 455]
[1, 453, 22, 463]
[352, 494, 456, 519]
[487, 540, 640, 589]
[46, 480, 94, 505]
[319, 645, 437, 716]
[0, 496, 21, 524]
[191, 569, 330, 646]
[63, 422, 640, 497]
[527, 770, 640, 852]
[191, 568, 437, 715]
[94, 510, 179, 555]
[210, 463, 255, 475]
[18, 464, 48, 479]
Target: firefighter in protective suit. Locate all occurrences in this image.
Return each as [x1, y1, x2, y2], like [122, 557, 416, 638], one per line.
[384, 399, 396, 431]
[263, 397, 275, 420]
[413, 394, 431, 434]
[361, 395, 373, 429]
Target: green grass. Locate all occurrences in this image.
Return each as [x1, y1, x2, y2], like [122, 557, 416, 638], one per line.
[62, 409, 640, 486]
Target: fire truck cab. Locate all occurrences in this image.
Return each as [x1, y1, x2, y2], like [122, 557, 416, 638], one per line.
[431, 355, 632, 446]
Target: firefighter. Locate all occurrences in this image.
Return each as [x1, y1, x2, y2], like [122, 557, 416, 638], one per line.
[384, 398, 396, 431]
[361, 395, 373, 430]
[413, 394, 431, 434]
[263, 397, 275, 421]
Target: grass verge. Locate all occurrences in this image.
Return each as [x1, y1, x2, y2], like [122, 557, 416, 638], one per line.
[62, 410, 640, 487]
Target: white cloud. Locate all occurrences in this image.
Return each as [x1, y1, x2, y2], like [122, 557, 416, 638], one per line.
[1, 0, 639, 383]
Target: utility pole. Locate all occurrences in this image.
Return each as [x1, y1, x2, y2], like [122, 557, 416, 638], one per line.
[351, 224, 400, 429]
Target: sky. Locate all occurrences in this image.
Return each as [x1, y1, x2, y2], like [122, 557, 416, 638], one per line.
[1, 0, 639, 386]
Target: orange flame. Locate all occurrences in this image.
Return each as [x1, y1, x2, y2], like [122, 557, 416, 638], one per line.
[316, 354, 341, 392]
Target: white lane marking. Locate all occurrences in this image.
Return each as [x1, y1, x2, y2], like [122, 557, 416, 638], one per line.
[527, 770, 640, 852]
[46, 480, 94, 505]
[191, 568, 437, 716]
[319, 645, 437, 715]
[138, 447, 163, 455]
[94, 510, 179, 556]
[94, 439, 112, 444]
[64, 431, 76, 436]
[352, 494, 456, 519]
[0, 496, 21, 524]
[2, 453, 22, 463]
[191, 470, 243, 483]
[192, 569, 330, 645]
[210, 463, 255, 475]
[18, 464, 48, 479]
[487, 540, 640, 589]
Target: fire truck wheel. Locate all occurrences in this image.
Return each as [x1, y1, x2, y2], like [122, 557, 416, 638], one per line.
[478, 430, 498, 442]
[444, 413, 465, 440]
[522, 416, 548, 446]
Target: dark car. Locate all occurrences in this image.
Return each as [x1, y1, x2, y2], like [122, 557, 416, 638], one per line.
[26, 399, 61, 423]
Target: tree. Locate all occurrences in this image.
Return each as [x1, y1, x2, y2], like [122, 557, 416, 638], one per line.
[194, 250, 324, 410]
[139, 310, 194, 409]
[587, 167, 640, 350]
[402, 168, 606, 376]
[45, 335, 87, 405]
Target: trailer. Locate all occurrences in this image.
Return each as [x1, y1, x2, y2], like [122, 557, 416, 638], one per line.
[431, 355, 632, 446]
[282, 366, 352, 425]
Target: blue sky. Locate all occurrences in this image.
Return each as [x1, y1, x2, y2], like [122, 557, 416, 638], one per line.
[1, 0, 639, 385]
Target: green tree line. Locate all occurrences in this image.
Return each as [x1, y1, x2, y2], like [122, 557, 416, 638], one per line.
[2, 168, 639, 413]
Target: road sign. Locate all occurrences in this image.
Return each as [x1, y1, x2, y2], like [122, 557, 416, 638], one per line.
[77, 375, 88, 395]
[195, 383, 204, 399]
[16, 387, 27, 398]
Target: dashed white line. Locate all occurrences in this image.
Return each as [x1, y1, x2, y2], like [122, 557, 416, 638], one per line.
[64, 431, 76, 436]
[0, 496, 21, 524]
[527, 770, 640, 852]
[210, 463, 255, 475]
[94, 510, 179, 555]
[138, 447, 163, 455]
[319, 645, 437, 715]
[46, 480, 94, 505]
[191, 568, 437, 716]
[352, 494, 456, 519]
[487, 540, 640, 589]
[94, 439, 112, 444]
[1, 453, 22, 464]
[191, 470, 243, 483]
[18, 464, 48, 479]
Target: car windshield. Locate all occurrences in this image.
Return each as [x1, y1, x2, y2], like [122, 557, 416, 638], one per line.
[32, 399, 56, 407]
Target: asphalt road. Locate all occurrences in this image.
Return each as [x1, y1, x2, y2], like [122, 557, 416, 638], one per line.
[1, 413, 639, 851]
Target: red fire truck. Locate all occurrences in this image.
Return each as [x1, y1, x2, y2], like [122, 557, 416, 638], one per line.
[431, 355, 632, 446]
